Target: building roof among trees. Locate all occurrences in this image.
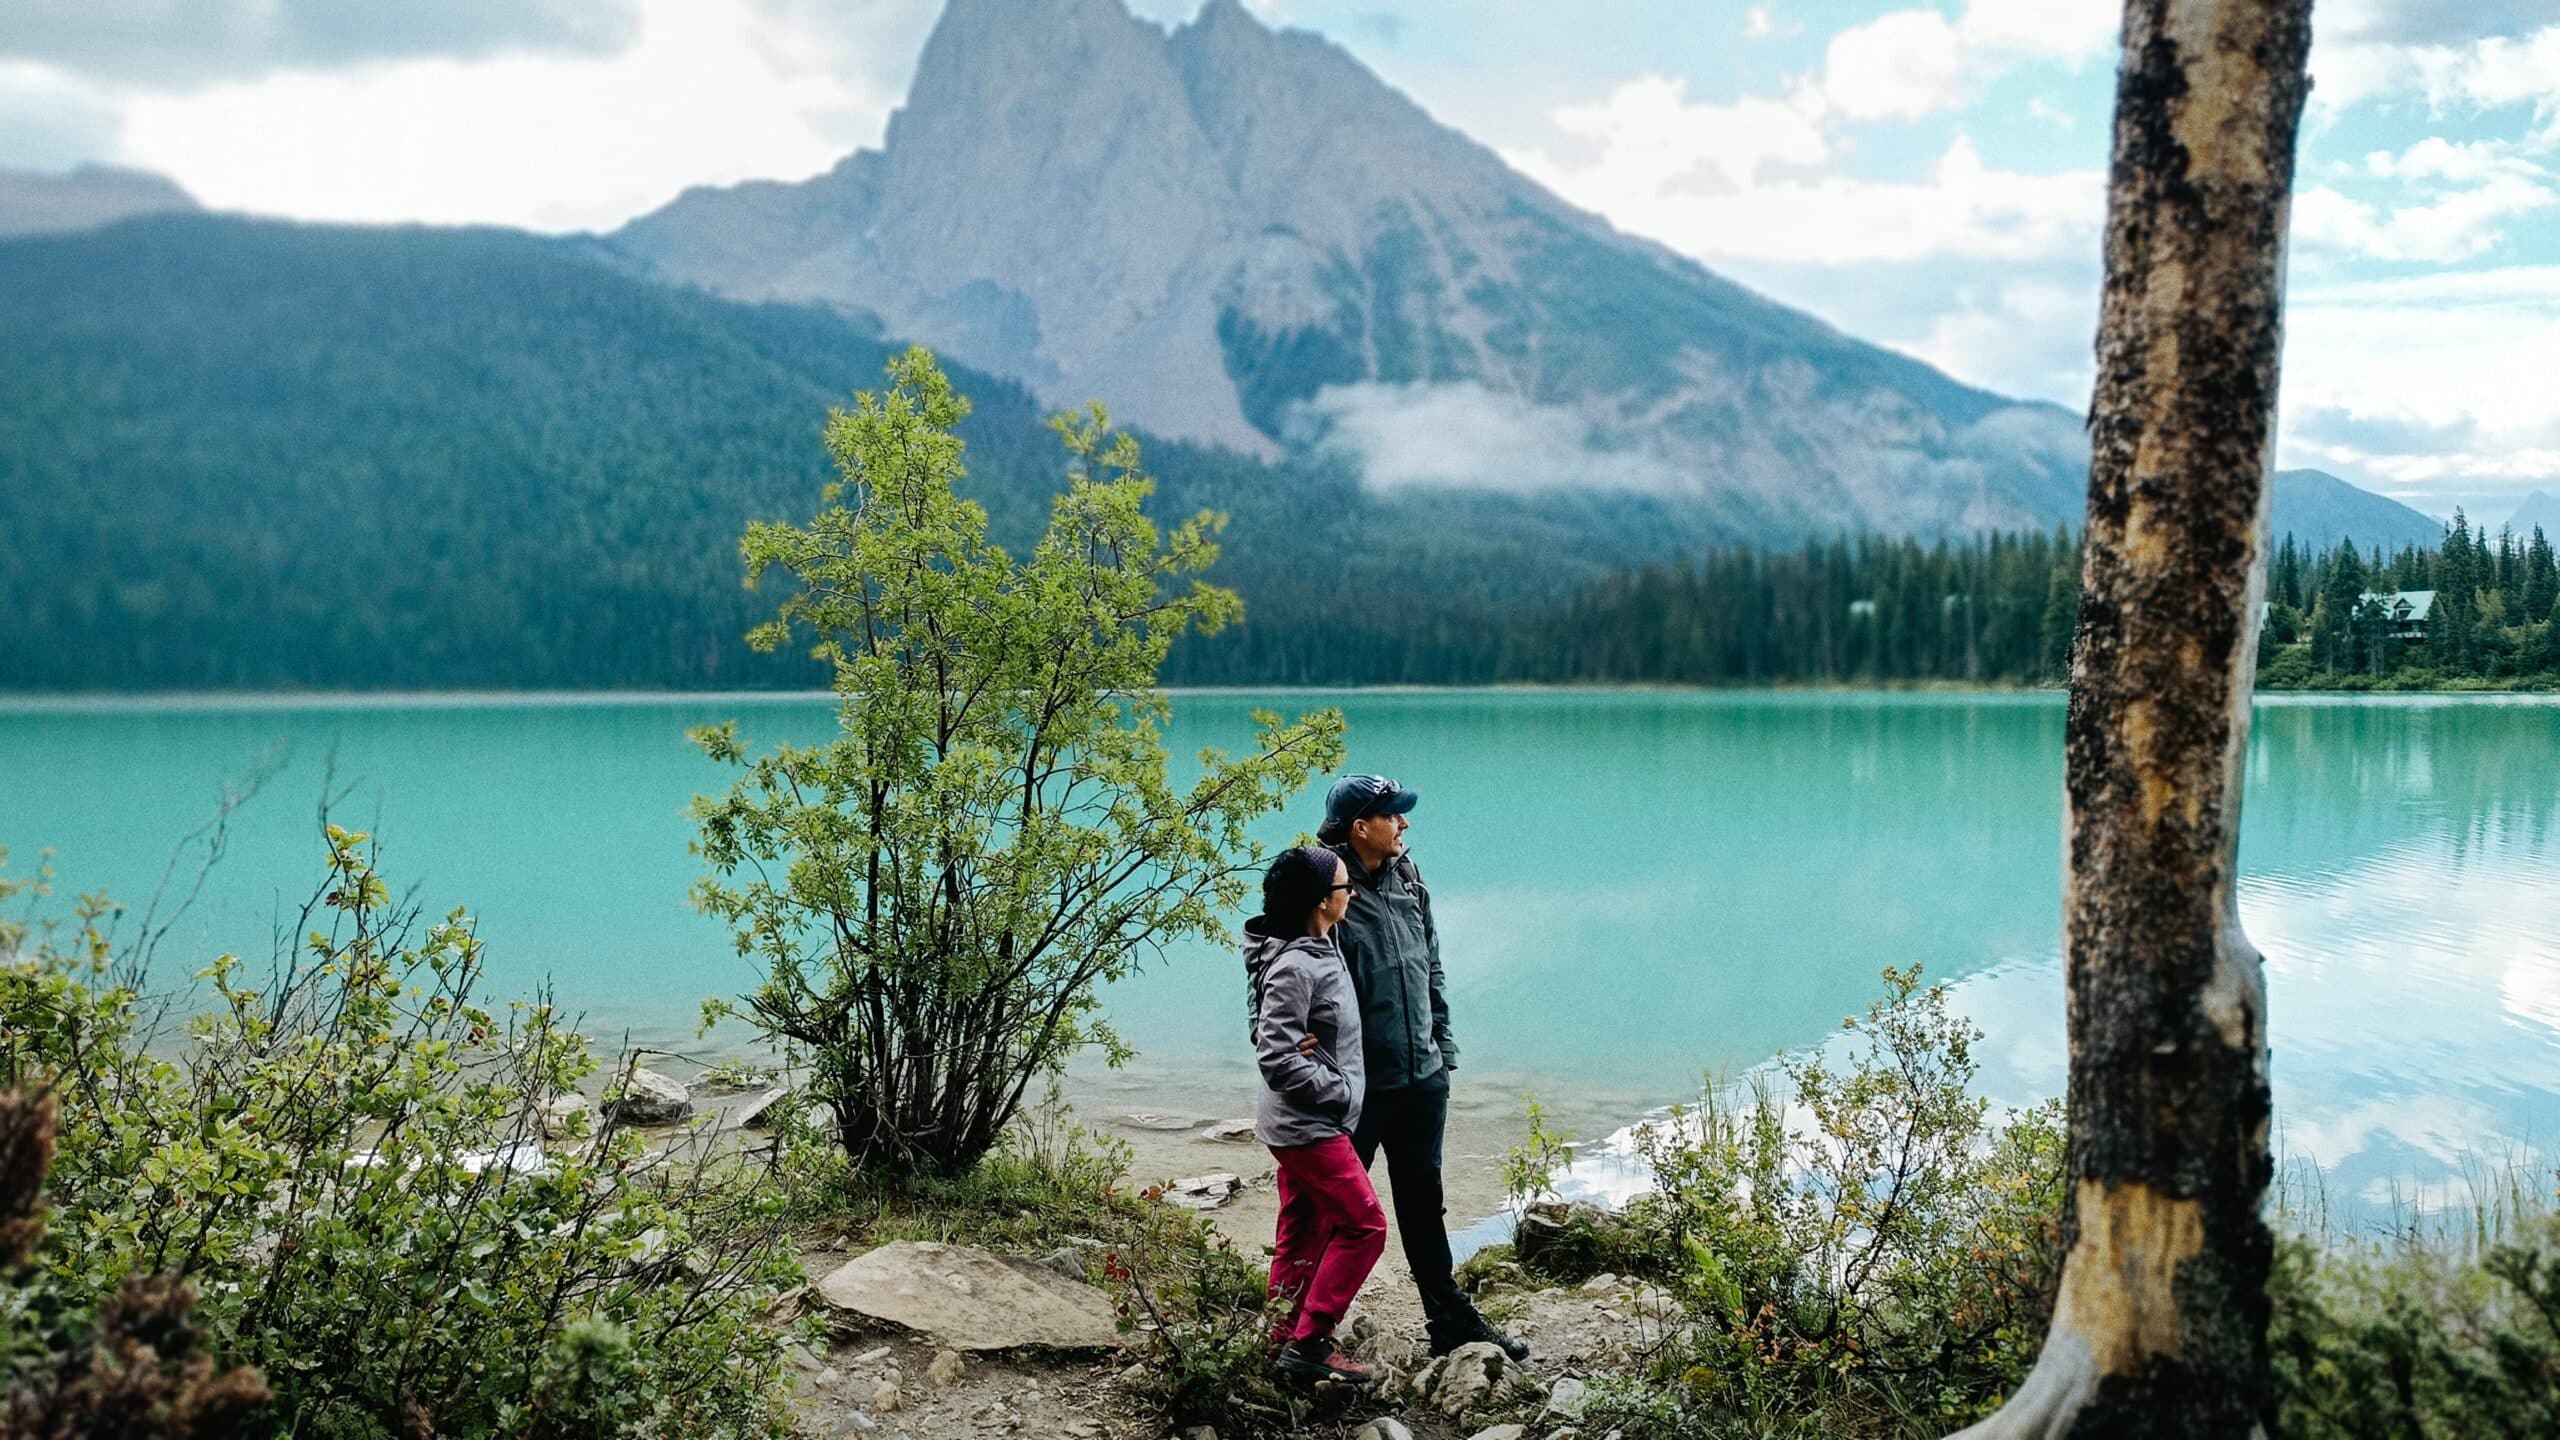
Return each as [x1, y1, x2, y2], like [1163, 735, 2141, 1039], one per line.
[2361, 589, 2436, 621]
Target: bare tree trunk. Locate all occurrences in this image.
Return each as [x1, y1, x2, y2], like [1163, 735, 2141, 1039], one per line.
[1954, 2, 2312, 1437]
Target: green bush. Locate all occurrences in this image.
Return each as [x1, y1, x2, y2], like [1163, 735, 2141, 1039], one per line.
[0, 835, 800, 1439]
[1520, 966, 2066, 1438]
[2272, 1196, 2560, 1436]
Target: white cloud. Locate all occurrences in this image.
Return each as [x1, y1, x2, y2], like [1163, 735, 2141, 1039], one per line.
[1818, 9, 1965, 122]
[2363, 136, 2544, 184]
[2295, 141, 2556, 263]
[1909, 276, 2096, 403]
[1301, 381, 1682, 493]
[1537, 72, 1828, 192]
[2313, 17, 2560, 127]
[1514, 128, 2101, 267]
[1809, 0, 2115, 123]
[1511, 1, 2115, 276]
[102, 0, 899, 232]
[0, 59, 124, 167]
[0, 0, 643, 87]
[1955, 0, 2117, 65]
[2282, 266, 2560, 489]
[2414, 24, 2560, 114]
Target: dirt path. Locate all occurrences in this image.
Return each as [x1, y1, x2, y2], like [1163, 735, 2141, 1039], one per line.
[778, 1090, 1669, 1440]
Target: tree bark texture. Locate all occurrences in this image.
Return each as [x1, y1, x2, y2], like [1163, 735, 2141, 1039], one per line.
[1953, 2, 2312, 1438]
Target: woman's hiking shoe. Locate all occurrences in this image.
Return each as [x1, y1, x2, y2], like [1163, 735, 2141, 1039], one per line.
[1272, 1337, 1377, 1385]
[1427, 1313, 1531, 1361]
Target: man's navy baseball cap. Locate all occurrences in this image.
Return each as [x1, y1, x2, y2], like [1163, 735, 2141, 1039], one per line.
[1324, 774, 1419, 829]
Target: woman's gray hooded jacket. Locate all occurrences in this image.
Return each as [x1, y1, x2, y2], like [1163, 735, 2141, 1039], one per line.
[1243, 918, 1366, 1148]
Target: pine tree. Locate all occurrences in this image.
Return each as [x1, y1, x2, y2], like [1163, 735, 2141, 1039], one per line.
[2526, 526, 2558, 620]
[2312, 542, 2364, 671]
[2272, 535, 2303, 608]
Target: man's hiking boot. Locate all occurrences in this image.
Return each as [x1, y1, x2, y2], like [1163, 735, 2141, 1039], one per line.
[1428, 1312, 1531, 1361]
[1272, 1337, 1376, 1385]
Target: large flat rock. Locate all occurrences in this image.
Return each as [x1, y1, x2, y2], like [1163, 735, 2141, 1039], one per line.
[815, 1241, 1120, 1352]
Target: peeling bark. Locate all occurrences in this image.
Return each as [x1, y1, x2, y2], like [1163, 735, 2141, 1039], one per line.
[1951, 2, 2312, 1437]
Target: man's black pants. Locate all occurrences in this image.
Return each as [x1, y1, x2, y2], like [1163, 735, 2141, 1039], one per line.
[1350, 1068, 1472, 1336]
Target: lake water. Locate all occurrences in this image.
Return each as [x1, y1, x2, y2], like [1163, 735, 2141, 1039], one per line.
[4, 690, 2556, 1223]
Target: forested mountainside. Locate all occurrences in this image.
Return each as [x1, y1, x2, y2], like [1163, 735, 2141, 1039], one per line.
[0, 216, 2454, 694]
[0, 215, 1727, 691]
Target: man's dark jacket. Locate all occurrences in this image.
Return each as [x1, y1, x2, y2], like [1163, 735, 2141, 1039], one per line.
[1326, 842, 1456, 1091]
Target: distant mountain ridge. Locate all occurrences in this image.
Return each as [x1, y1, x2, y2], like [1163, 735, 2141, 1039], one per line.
[0, 164, 197, 237]
[2509, 490, 2560, 539]
[2271, 469, 2445, 553]
[608, 0, 2087, 539]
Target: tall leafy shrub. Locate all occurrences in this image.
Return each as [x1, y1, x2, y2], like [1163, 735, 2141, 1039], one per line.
[691, 348, 1342, 1180]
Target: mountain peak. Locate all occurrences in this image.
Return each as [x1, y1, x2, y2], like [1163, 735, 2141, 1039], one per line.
[608, 0, 2094, 537]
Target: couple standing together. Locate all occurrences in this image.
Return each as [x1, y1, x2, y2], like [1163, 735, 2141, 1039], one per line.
[1242, 774, 1528, 1386]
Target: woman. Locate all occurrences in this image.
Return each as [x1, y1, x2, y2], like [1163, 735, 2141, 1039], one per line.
[1244, 844, 1387, 1385]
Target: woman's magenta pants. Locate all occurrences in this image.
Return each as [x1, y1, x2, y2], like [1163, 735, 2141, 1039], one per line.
[1266, 1134, 1389, 1342]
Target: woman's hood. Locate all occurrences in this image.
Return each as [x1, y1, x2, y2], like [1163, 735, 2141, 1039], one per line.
[1242, 917, 1337, 968]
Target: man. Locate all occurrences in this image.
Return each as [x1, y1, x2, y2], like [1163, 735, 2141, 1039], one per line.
[1319, 773, 1529, 1360]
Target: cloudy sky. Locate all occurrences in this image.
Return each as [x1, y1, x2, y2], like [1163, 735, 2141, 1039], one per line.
[3, 0, 2555, 523]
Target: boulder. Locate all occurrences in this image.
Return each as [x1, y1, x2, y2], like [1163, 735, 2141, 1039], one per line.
[605, 1066, 692, 1125]
[815, 1241, 1119, 1351]
[1118, 1112, 1199, 1132]
[1511, 1199, 1612, 1272]
[1354, 1420, 1414, 1440]
[1468, 1427, 1526, 1440]
[1546, 1377, 1589, 1419]
[926, 1348, 966, 1386]
[1197, 1119, 1257, 1143]
[1430, 1340, 1508, 1417]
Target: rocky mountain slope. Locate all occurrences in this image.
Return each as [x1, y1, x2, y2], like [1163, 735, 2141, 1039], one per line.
[608, 0, 2087, 540]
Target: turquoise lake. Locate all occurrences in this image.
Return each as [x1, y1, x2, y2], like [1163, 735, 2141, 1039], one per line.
[4, 690, 2556, 1222]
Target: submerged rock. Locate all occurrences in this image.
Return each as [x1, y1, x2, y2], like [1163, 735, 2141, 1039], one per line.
[815, 1241, 1119, 1351]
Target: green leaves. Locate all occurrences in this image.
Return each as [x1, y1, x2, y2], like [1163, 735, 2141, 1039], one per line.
[694, 349, 1343, 1180]
[1580, 967, 2066, 1437]
[0, 839, 800, 1439]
